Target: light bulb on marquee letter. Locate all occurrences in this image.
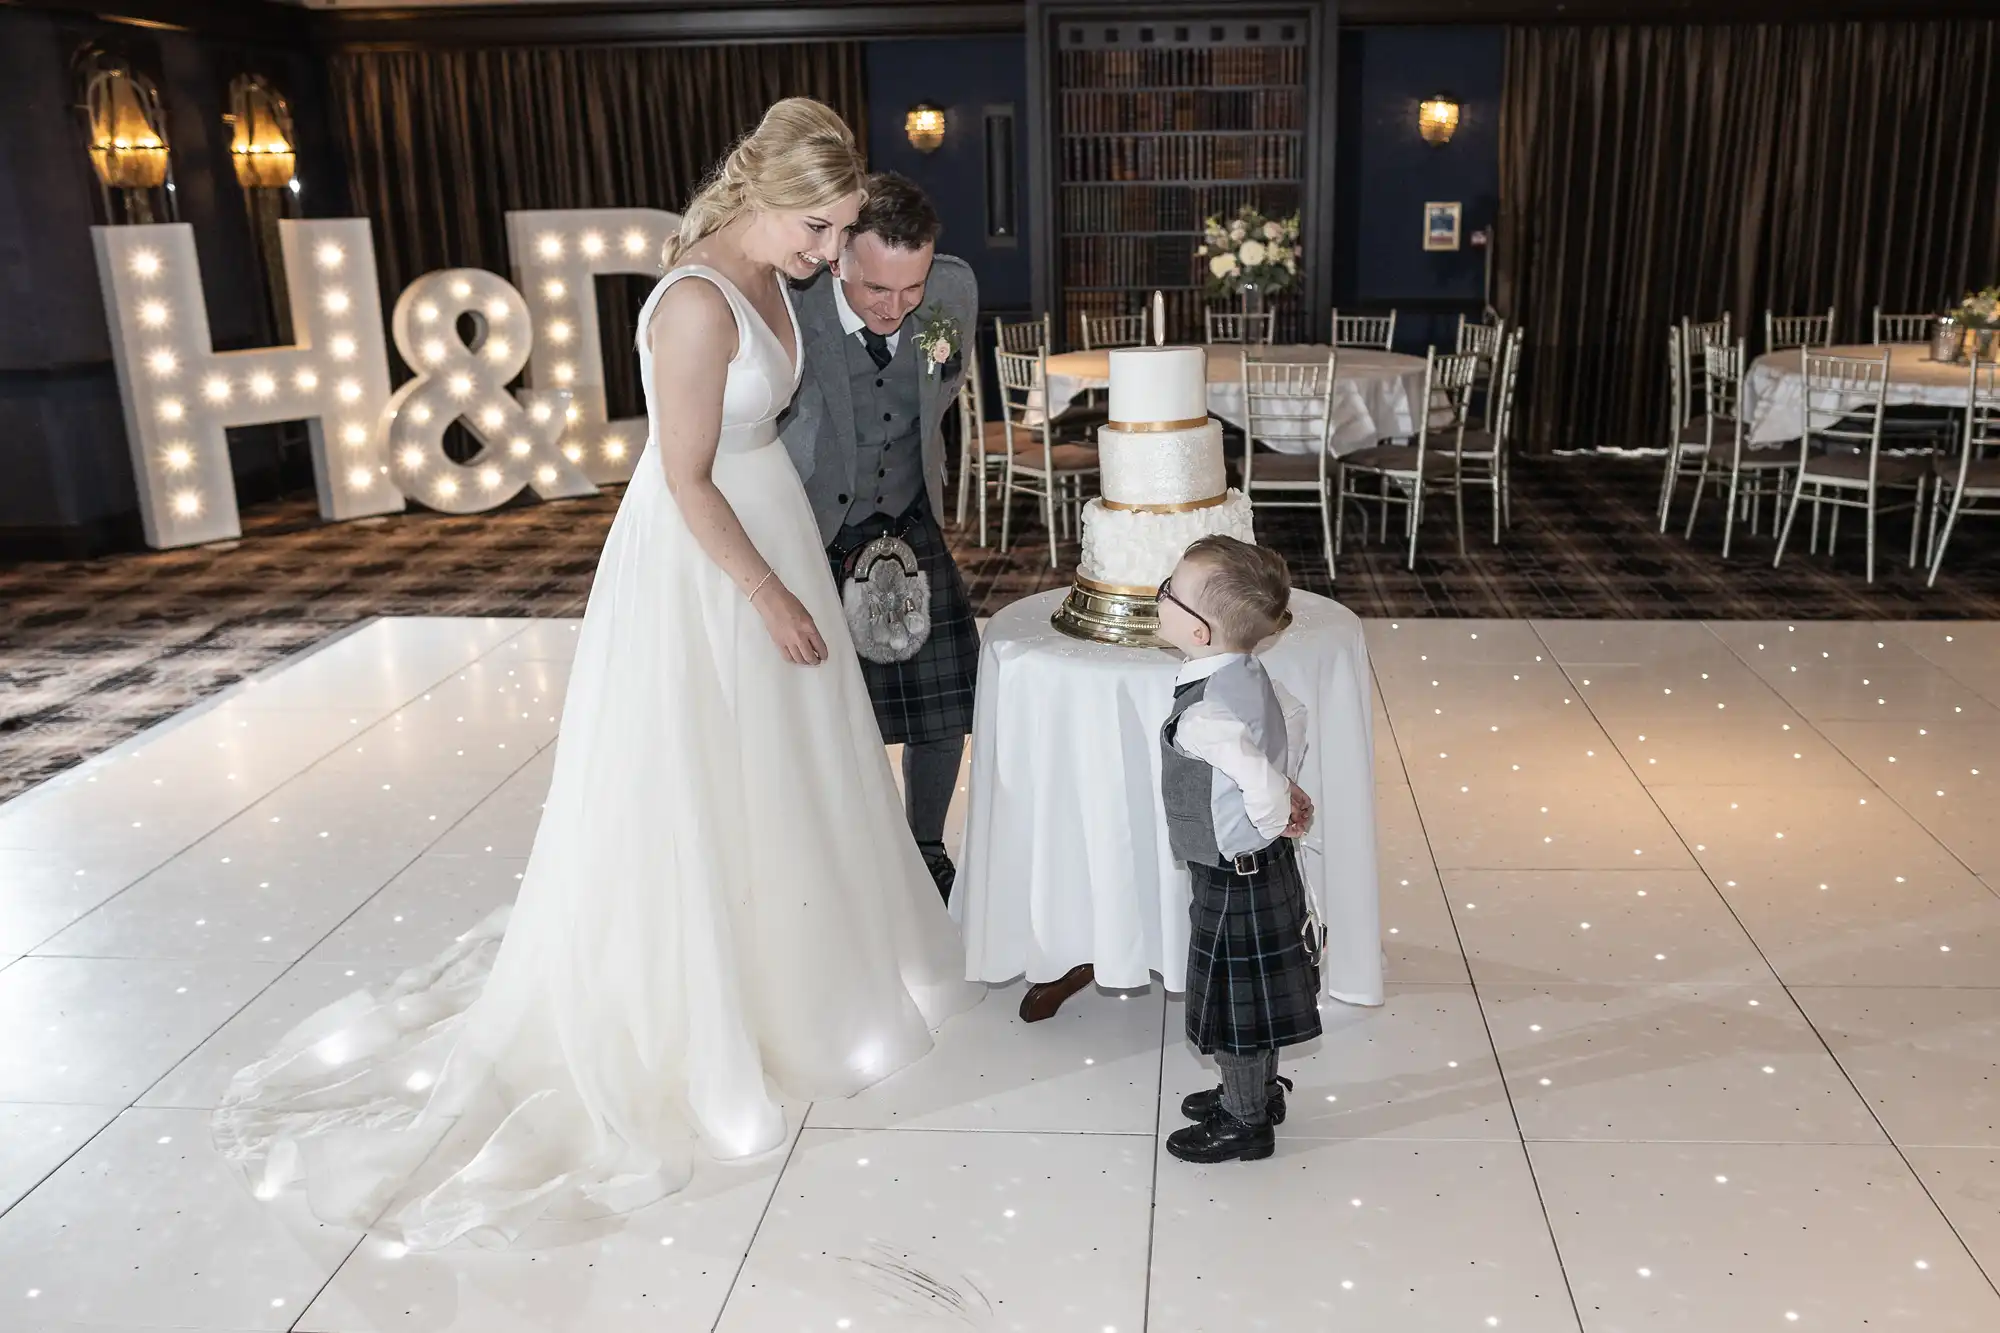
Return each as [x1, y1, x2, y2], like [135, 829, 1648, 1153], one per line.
[93, 219, 400, 549]
[382, 267, 595, 515]
[506, 207, 678, 485]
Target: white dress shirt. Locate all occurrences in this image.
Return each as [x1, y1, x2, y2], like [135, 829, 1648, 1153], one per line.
[1169, 652, 1309, 842]
[832, 275, 902, 357]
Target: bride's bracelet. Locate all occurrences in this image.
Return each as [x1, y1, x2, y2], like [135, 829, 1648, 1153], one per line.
[748, 570, 776, 604]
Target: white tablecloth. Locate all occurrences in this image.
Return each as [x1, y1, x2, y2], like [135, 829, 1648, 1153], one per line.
[1744, 343, 1977, 444]
[1045, 344, 1430, 457]
[954, 588, 1383, 1007]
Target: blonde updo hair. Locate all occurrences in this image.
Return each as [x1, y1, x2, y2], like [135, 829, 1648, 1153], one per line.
[662, 98, 866, 268]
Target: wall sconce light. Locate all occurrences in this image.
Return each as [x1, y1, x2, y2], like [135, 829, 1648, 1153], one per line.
[1418, 93, 1461, 146]
[905, 102, 947, 153]
[82, 57, 170, 192]
[228, 76, 297, 190]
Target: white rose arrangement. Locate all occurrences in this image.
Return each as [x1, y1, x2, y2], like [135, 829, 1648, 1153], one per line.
[1196, 207, 1301, 299]
[1957, 287, 2000, 329]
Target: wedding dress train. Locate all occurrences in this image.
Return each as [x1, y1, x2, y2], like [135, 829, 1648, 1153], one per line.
[215, 264, 980, 1250]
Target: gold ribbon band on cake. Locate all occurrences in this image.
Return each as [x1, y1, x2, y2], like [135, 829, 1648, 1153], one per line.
[1098, 493, 1229, 514]
[1075, 573, 1164, 597]
[1104, 415, 1210, 433]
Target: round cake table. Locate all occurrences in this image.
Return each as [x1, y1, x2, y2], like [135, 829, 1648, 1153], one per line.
[1044, 344, 1429, 456]
[1744, 343, 1980, 444]
[953, 588, 1383, 1010]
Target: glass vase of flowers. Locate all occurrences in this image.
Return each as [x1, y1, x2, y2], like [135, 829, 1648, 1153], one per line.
[1198, 208, 1301, 339]
[1954, 288, 2000, 362]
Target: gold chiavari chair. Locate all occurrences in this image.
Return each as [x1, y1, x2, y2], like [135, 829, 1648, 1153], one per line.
[1455, 314, 1506, 432]
[1080, 311, 1148, 351]
[1874, 307, 1936, 345]
[1772, 348, 1928, 583]
[1766, 307, 1835, 354]
[952, 366, 1013, 546]
[994, 314, 1050, 353]
[994, 346, 1100, 567]
[1331, 310, 1396, 351]
[1925, 359, 2000, 586]
[1204, 308, 1275, 346]
[1238, 349, 1340, 569]
[1659, 315, 1733, 531]
[1453, 327, 1522, 542]
[1681, 338, 1795, 558]
[1333, 349, 1480, 570]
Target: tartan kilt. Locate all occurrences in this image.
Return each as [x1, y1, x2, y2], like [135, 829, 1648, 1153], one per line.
[828, 503, 979, 747]
[1184, 841, 1324, 1056]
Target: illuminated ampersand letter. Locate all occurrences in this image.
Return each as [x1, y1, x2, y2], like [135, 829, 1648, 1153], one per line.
[506, 208, 679, 485]
[384, 269, 597, 514]
[93, 219, 401, 549]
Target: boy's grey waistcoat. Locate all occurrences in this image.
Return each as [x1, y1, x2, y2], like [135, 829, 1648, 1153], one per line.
[1160, 655, 1289, 865]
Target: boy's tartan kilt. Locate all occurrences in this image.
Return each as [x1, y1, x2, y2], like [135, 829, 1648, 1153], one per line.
[1184, 840, 1324, 1056]
[827, 503, 979, 747]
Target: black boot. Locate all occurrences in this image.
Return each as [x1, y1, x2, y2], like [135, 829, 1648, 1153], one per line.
[918, 841, 956, 906]
[1181, 1075, 1293, 1126]
[1167, 1106, 1275, 1163]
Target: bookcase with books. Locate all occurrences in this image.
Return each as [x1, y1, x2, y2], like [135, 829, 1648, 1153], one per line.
[1046, 15, 1314, 346]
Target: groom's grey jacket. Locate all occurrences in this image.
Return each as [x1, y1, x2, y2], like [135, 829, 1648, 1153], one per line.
[778, 255, 979, 545]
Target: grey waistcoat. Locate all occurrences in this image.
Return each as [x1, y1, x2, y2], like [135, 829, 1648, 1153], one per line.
[1160, 656, 1290, 865]
[839, 327, 926, 526]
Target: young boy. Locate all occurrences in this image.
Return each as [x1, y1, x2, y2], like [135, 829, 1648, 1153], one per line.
[1155, 535, 1321, 1164]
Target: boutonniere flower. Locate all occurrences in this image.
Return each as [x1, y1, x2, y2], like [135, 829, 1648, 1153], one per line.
[915, 309, 961, 377]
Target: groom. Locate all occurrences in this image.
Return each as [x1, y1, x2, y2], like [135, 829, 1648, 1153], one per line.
[780, 172, 981, 904]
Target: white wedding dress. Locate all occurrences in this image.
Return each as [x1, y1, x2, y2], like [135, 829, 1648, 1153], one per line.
[215, 265, 980, 1250]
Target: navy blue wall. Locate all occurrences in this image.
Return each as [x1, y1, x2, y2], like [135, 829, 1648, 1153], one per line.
[862, 28, 1502, 358]
[863, 37, 1032, 318]
[1335, 26, 1504, 355]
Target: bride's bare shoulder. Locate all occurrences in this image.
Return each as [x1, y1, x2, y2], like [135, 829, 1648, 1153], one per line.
[648, 270, 737, 360]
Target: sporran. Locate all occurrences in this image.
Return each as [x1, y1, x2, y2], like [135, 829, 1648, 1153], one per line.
[842, 534, 931, 664]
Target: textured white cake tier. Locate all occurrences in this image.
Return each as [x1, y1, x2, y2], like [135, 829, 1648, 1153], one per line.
[1078, 489, 1256, 591]
[1107, 346, 1208, 424]
[1098, 419, 1226, 508]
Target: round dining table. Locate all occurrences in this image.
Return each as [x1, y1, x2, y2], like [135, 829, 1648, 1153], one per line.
[1043, 343, 1430, 456]
[1743, 343, 1980, 444]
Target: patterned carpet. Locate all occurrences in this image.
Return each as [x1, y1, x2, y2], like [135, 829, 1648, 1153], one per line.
[5, 453, 1999, 801]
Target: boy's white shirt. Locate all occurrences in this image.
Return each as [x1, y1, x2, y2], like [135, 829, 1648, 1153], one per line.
[1170, 652, 1308, 841]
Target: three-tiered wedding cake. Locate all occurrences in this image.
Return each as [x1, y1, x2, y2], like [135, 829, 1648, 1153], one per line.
[1053, 344, 1257, 646]
[1079, 345, 1256, 590]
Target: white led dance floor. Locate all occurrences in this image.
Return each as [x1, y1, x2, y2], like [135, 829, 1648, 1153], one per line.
[2, 616, 1999, 1331]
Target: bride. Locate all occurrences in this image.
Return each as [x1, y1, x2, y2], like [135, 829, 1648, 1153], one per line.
[215, 99, 980, 1250]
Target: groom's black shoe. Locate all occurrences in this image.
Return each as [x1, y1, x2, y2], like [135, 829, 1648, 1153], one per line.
[918, 842, 956, 906]
[1181, 1075, 1292, 1126]
[1166, 1107, 1275, 1163]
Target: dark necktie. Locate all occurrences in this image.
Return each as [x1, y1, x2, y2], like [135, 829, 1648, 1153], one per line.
[860, 328, 894, 370]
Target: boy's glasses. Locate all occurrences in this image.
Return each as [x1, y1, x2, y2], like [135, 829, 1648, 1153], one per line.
[1157, 575, 1210, 638]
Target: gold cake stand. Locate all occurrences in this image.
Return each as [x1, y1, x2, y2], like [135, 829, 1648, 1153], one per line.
[1052, 576, 1166, 649]
[1048, 568, 1296, 644]
[1052, 575, 1295, 650]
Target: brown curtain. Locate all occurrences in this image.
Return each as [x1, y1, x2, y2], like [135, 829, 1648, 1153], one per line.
[1496, 22, 2000, 455]
[326, 43, 867, 407]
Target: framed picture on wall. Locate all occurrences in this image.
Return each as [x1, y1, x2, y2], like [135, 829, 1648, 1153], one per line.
[1424, 202, 1463, 252]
